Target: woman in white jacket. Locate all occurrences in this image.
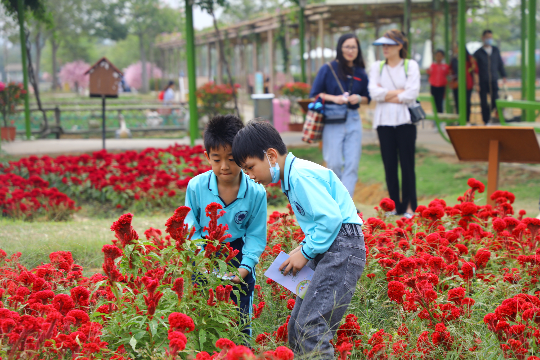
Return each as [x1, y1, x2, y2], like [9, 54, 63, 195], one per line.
[368, 29, 420, 218]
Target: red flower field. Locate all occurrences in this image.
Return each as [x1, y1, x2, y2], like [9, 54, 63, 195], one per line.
[0, 177, 538, 359]
[0, 145, 211, 219]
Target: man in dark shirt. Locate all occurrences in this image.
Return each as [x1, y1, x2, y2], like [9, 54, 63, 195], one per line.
[474, 29, 507, 124]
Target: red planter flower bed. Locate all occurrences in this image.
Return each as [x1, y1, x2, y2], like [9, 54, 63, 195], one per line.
[0, 145, 211, 218]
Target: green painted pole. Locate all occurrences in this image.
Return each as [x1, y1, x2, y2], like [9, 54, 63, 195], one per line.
[457, 0, 466, 125]
[185, 0, 199, 145]
[299, 5, 306, 83]
[527, 0, 536, 122]
[17, 0, 31, 140]
[444, 0, 451, 113]
[521, 0, 527, 120]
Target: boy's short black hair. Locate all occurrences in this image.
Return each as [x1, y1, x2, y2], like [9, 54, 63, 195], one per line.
[204, 114, 244, 153]
[435, 49, 445, 56]
[232, 120, 287, 167]
[482, 29, 493, 37]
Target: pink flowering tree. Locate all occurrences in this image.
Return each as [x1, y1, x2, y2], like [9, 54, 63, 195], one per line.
[123, 62, 162, 90]
[58, 61, 90, 92]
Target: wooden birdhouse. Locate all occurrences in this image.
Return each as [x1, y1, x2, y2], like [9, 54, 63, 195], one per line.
[84, 57, 123, 98]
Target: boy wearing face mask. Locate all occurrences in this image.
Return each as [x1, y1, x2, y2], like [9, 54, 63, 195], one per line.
[184, 115, 267, 337]
[473, 29, 507, 125]
[232, 121, 365, 360]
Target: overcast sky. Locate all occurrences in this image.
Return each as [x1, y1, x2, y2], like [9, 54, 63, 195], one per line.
[162, 0, 218, 30]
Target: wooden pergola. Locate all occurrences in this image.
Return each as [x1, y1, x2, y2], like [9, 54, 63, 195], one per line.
[157, 0, 475, 95]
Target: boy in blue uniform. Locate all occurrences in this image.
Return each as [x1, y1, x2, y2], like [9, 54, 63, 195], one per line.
[232, 121, 366, 359]
[185, 115, 267, 336]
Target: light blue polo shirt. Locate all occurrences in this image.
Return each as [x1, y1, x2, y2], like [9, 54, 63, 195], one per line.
[185, 170, 267, 274]
[280, 153, 362, 260]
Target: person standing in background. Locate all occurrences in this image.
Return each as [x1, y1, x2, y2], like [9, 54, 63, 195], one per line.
[450, 45, 476, 124]
[309, 33, 371, 198]
[473, 30, 507, 124]
[427, 49, 450, 113]
[368, 30, 421, 218]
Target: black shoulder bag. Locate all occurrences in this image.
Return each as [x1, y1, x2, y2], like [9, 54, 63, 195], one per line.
[383, 60, 426, 124]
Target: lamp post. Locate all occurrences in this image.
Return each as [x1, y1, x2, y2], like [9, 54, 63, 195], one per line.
[299, 0, 307, 83]
[17, 0, 31, 140]
[457, 0, 466, 126]
[185, 0, 199, 145]
[526, 0, 536, 122]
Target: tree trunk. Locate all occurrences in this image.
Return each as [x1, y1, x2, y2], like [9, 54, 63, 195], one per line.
[139, 33, 148, 93]
[34, 31, 41, 82]
[51, 38, 59, 90]
[208, 6, 239, 117]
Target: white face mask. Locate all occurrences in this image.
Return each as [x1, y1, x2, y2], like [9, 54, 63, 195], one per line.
[264, 151, 280, 184]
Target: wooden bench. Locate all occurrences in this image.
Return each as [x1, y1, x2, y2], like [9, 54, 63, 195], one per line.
[496, 99, 540, 131]
[417, 94, 461, 142]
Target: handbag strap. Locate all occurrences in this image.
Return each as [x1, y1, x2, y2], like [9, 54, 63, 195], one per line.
[327, 62, 345, 94]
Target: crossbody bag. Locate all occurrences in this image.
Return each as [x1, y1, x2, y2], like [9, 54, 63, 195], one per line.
[380, 60, 426, 124]
[324, 63, 352, 124]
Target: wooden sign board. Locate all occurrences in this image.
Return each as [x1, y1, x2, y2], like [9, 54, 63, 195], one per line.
[446, 126, 540, 205]
[84, 57, 123, 98]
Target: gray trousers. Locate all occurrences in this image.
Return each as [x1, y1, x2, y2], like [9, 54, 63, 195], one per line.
[288, 224, 366, 360]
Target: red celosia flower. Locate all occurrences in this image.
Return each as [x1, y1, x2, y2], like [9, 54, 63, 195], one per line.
[172, 277, 184, 302]
[226, 345, 254, 359]
[165, 206, 192, 249]
[467, 178, 485, 193]
[167, 331, 187, 357]
[169, 312, 195, 333]
[460, 262, 476, 281]
[253, 302, 265, 319]
[216, 338, 236, 350]
[523, 218, 540, 239]
[388, 281, 405, 304]
[52, 294, 74, 315]
[380, 198, 395, 212]
[272, 346, 294, 360]
[287, 298, 295, 310]
[110, 213, 139, 248]
[474, 249, 491, 269]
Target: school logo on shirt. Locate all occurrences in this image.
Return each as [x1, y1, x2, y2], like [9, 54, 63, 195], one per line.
[293, 201, 305, 216]
[234, 211, 248, 224]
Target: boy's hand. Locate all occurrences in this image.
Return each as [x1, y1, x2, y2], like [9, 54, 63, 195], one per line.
[289, 245, 302, 256]
[230, 268, 249, 284]
[280, 250, 309, 276]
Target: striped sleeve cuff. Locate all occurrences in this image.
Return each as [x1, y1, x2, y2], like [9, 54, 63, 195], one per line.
[301, 246, 315, 260]
[239, 264, 254, 274]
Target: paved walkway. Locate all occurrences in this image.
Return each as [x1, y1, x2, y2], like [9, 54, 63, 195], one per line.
[0, 132, 313, 156]
[2, 127, 539, 160]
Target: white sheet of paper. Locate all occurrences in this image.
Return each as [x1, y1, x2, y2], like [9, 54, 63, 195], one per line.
[264, 251, 314, 299]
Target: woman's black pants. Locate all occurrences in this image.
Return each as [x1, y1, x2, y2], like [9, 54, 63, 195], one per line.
[377, 124, 418, 215]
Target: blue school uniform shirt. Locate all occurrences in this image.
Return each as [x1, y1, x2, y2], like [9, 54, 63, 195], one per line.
[185, 170, 267, 274]
[309, 60, 371, 109]
[280, 153, 362, 260]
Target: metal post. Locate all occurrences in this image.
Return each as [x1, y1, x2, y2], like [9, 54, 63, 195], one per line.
[521, 0, 527, 106]
[17, 0, 31, 140]
[403, 0, 412, 38]
[299, 4, 306, 83]
[444, 0, 452, 113]
[527, 0, 536, 122]
[458, 0, 466, 125]
[185, 0, 199, 145]
[101, 96, 106, 150]
[54, 106, 61, 140]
